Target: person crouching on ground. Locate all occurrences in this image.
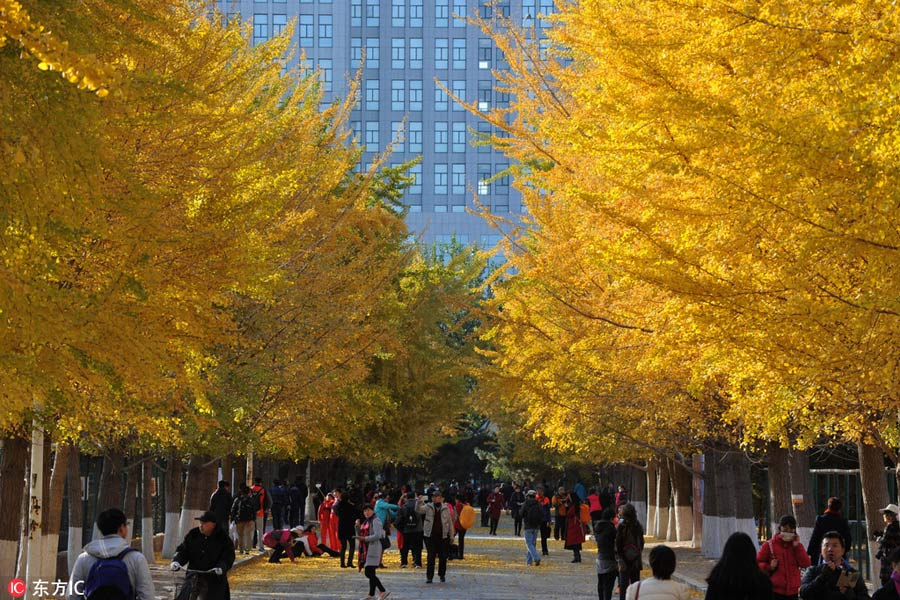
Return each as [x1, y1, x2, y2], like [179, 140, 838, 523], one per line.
[263, 527, 302, 563]
[625, 544, 690, 600]
[355, 504, 390, 600]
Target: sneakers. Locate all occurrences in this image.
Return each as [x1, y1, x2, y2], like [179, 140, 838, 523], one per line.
[440, 576, 446, 582]
[399, 564, 408, 568]
[414, 564, 422, 569]
[535, 560, 541, 566]
[426, 579, 433, 584]
[378, 593, 391, 599]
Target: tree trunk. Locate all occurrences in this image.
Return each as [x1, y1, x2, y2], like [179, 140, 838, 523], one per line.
[671, 458, 693, 541]
[767, 442, 792, 535]
[730, 450, 758, 548]
[221, 455, 233, 490]
[24, 418, 45, 597]
[631, 463, 648, 531]
[94, 451, 124, 541]
[42, 443, 68, 581]
[692, 454, 703, 549]
[646, 458, 658, 536]
[859, 441, 890, 583]
[176, 455, 217, 549]
[655, 458, 671, 539]
[123, 458, 138, 543]
[701, 449, 721, 559]
[789, 448, 816, 545]
[161, 455, 183, 559]
[66, 445, 83, 574]
[141, 460, 155, 563]
[0, 435, 28, 581]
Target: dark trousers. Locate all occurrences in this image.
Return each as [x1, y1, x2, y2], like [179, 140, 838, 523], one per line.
[288, 507, 301, 529]
[340, 536, 357, 567]
[618, 563, 641, 600]
[457, 529, 466, 559]
[514, 516, 523, 536]
[554, 514, 567, 540]
[365, 566, 385, 596]
[489, 516, 499, 535]
[481, 506, 489, 526]
[597, 572, 616, 600]
[425, 536, 450, 581]
[271, 504, 284, 529]
[268, 544, 289, 563]
[400, 531, 423, 566]
[540, 523, 550, 554]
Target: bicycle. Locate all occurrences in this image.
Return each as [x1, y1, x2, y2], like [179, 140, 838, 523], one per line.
[172, 568, 217, 600]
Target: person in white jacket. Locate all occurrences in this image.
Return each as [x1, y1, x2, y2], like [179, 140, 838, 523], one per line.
[625, 545, 691, 600]
[68, 508, 155, 600]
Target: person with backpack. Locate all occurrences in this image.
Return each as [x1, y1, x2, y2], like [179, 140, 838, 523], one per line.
[230, 484, 256, 555]
[171, 510, 236, 600]
[269, 479, 288, 530]
[522, 490, 544, 566]
[68, 507, 155, 600]
[398, 493, 424, 568]
[250, 477, 270, 552]
[616, 503, 645, 600]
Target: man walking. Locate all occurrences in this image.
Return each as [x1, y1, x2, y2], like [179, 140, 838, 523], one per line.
[417, 489, 454, 584]
[289, 476, 308, 528]
[522, 490, 543, 566]
[250, 477, 270, 552]
[68, 508, 155, 600]
[208, 480, 232, 534]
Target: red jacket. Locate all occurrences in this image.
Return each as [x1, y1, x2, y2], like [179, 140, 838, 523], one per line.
[757, 534, 811, 596]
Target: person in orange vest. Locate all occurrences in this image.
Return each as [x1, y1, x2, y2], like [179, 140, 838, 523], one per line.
[250, 477, 270, 552]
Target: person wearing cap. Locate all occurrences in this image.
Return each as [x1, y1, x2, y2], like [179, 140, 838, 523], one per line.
[171, 510, 236, 600]
[758, 514, 811, 600]
[876, 504, 900, 586]
[522, 490, 544, 566]
[417, 489, 454, 583]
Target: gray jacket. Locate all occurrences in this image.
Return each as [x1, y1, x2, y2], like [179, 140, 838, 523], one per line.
[68, 534, 155, 600]
[360, 516, 385, 568]
[416, 499, 454, 539]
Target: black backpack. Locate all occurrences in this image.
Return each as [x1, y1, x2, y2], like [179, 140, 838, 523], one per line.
[400, 507, 419, 533]
[84, 548, 135, 600]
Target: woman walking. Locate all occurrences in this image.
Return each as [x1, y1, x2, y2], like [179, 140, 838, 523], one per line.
[757, 514, 810, 600]
[595, 507, 618, 600]
[565, 493, 586, 562]
[705, 532, 772, 600]
[615, 503, 644, 600]
[356, 504, 390, 600]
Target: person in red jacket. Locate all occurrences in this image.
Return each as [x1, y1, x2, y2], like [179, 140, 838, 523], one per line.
[486, 486, 505, 536]
[757, 514, 811, 600]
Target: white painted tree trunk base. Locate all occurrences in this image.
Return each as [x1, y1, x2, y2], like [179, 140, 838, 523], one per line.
[654, 507, 670, 539]
[67, 527, 83, 573]
[701, 515, 722, 559]
[141, 517, 155, 563]
[646, 504, 657, 538]
[161, 512, 181, 559]
[632, 502, 647, 531]
[798, 526, 814, 552]
[675, 506, 693, 541]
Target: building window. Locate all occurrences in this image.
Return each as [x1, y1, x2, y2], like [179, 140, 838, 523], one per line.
[409, 80, 422, 111]
[319, 15, 333, 47]
[452, 38, 466, 70]
[299, 15, 314, 48]
[391, 38, 405, 69]
[496, 166, 510, 195]
[352, 38, 362, 69]
[392, 0, 405, 26]
[253, 14, 268, 45]
[319, 58, 333, 92]
[539, 0, 554, 27]
[478, 39, 492, 69]
[496, 88, 510, 107]
[496, 0, 510, 17]
[434, 82, 448, 111]
[435, 38, 449, 70]
[365, 122, 379, 151]
[451, 80, 466, 110]
[434, 163, 448, 195]
[453, 0, 466, 25]
[352, 120, 361, 142]
[480, 2, 492, 18]
[273, 14, 287, 36]
[452, 121, 466, 152]
[522, 0, 536, 25]
[409, 121, 423, 153]
[365, 38, 380, 68]
[476, 121, 491, 152]
[410, 162, 422, 194]
[478, 80, 491, 112]
[477, 163, 491, 195]
[351, 0, 362, 26]
[366, 0, 380, 26]
[366, 79, 380, 110]
[409, 38, 423, 69]
[436, 0, 449, 27]
[409, 0, 423, 27]
[452, 163, 466, 195]
[391, 122, 405, 152]
[391, 79, 405, 111]
[434, 121, 448, 153]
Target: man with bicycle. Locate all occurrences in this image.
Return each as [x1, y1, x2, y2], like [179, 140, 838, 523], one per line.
[171, 511, 235, 600]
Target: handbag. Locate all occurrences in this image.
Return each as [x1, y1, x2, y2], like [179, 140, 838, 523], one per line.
[380, 534, 391, 550]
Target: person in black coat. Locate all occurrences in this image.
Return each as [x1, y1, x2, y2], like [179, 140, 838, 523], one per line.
[800, 530, 869, 600]
[335, 487, 361, 569]
[208, 481, 233, 534]
[289, 477, 308, 528]
[705, 532, 772, 600]
[807, 497, 853, 565]
[171, 511, 236, 600]
[873, 546, 900, 600]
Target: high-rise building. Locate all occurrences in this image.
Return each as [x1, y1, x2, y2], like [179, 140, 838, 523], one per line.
[218, 0, 554, 248]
